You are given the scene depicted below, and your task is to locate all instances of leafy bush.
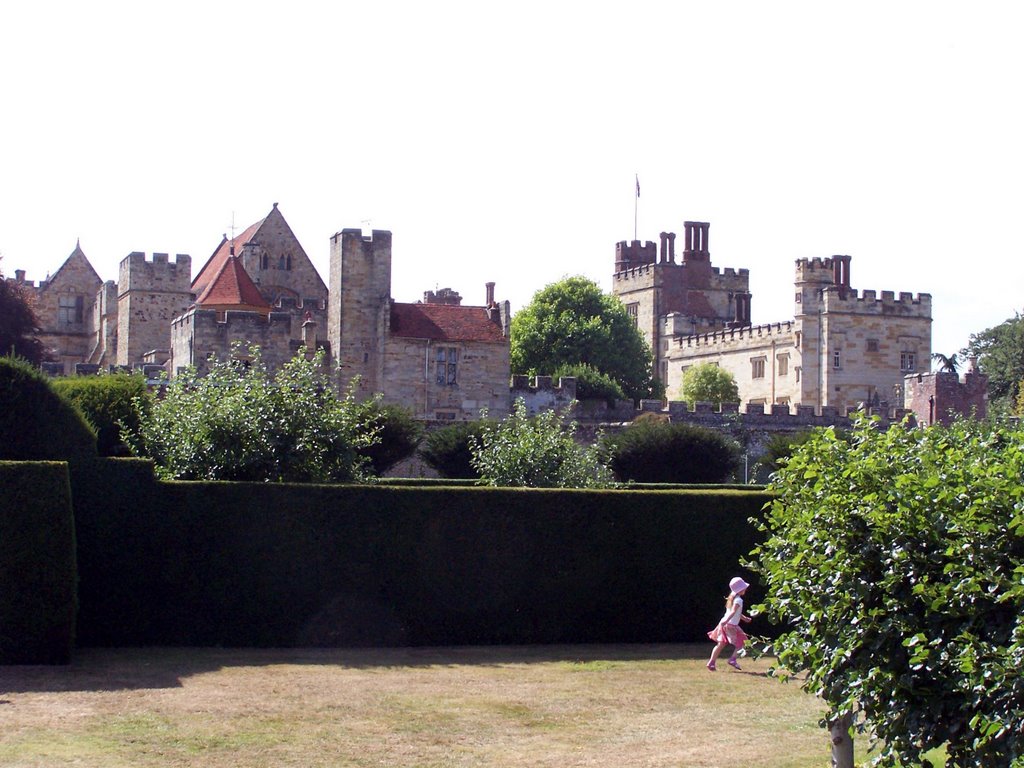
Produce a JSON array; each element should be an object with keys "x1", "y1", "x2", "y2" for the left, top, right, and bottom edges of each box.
[
  {"x1": 471, "y1": 399, "x2": 612, "y2": 488},
  {"x1": 751, "y1": 416, "x2": 1024, "y2": 766},
  {"x1": 355, "y1": 402, "x2": 423, "y2": 476},
  {"x1": 0, "y1": 355, "x2": 97, "y2": 461},
  {"x1": 124, "y1": 346, "x2": 377, "y2": 482},
  {"x1": 751, "y1": 430, "x2": 817, "y2": 478},
  {"x1": 679, "y1": 363, "x2": 740, "y2": 405},
  {"x1": 602, "y1": 421, "x2": 741, "y2": 484},
  {"x1": 552, "y1": 362, "x2": 625, "y2": 403},
  {"x1": 418, "y1": 420, "x2": 491, "y2": 479},
  {"x1": 52, "y1": 373, "x2": 150, "y2": 457}
]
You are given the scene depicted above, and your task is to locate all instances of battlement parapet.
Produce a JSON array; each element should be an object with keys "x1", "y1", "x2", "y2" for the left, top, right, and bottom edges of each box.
[
  {"x1": 821, "y1": 286, "x2": 931, "y2": 314},
  {"x1": 613, "y1": 263, "x2": 656, "y2": 282},
  {"x1": 671, "y1": 320, "x2": 794, "y2": 347},
  {"x1": 715, "y1": 267, "x2": 750, "y2": 278},
  {"x1": 575, "y1": 397, "x2": 913, "y2": 431},
  {"x1": 615, "y1": 240, "x2": 657, "y2": 271},
  {"x1": 171, "y1": 307, "x2": 292, "y2": 332},
  {"x1": 119, "y1": 251, "x2": 192, "y2": 296},
  {"x1": 275, "y1": 295, "x2": 328, "y2": 312},
  {"x1": 510, "y1": 375, "x2": 578, "y2": 417}
]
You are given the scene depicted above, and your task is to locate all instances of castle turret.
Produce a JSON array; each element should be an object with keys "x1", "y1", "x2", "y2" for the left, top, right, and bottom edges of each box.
[
  {"x1": 328, "y1": 228, "x2": 392, "y2": 397},
  {"x1": 117, "y1": 252, "x2": 193, "y2": 367}
]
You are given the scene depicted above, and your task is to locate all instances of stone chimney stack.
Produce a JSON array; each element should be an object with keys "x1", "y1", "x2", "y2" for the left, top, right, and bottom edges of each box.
[
  {"x1": 486, "y1": 282, "x2": 495, "y2": 306},
  {"x1": 302, "y1": 311, "x2": 317, "y2": 349},
  {"x1": 14, "y1": 270, "x2": 25, "y2": 283}
]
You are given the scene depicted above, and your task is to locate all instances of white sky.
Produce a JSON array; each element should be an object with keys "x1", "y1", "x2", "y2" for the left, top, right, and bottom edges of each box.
[{"x1": 2, "y1": 1, "x2": 1022, "y2": 361}]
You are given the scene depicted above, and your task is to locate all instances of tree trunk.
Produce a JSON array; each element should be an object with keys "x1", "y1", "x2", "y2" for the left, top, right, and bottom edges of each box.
[{"x1": 830, "y1": 713, "x2": 854, "y2": 768}]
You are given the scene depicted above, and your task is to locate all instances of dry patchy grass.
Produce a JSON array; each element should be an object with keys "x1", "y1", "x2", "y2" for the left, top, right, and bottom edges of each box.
[{"x1": 0, "y1": 644, "x2": 845, "y2": 767}]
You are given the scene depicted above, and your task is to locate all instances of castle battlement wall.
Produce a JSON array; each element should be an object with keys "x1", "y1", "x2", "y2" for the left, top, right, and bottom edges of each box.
[
  {"x1": 510, "y1": 375, "x2": 578, "y2": 416},
  {"x1": 118, "y1": 251, "x2": 192, "y2": 296},
  {"x1": 671, "y1": 320, "x2": 795, "y2": 348},
  {"x1": 820, "y1": 286, "x2": 931, "y2": 316},
  {"x1": 614, "y1": 240, "x2": 657, "y2": 270}
]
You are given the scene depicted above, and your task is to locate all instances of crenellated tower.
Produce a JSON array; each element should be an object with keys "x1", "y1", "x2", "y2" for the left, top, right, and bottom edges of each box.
[
  {"x1": 328, "y1": 229, "x2": 392, "y2": 397},
  {"x1": 117, "y1": 252, "x2": 194, "y2": 367}
]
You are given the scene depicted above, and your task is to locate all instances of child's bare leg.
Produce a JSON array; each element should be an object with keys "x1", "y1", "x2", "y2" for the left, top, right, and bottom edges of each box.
[{"x1": 708, "y1": 641, "x2": 728, "y2": 666}]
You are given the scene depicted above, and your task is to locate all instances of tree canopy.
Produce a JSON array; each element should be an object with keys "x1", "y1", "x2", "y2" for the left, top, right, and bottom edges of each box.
[
  {"x1": 751, "y1": 416, "x2": 1024, "y2": 766},
  {"x1": 510, "y1": 276, "x2": 660, "y2": 401},
  {"x1": 679, "y1": 363, "x2": 740, "y2": 405},
  {"x1": 0, "y1": 266, "x2": 45, "y2": 365},
  {"x1": 965, "y1": 313, "x2": 1024, "y2": 415}
]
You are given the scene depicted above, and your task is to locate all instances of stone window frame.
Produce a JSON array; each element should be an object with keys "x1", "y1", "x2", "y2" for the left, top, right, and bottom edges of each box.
[
  {"x1": 626, "y1": 302, "x2": 639, "y2": 327},
  {"x1": 777, "y1": 353, "x2": 790, "y2": 377},
  {"x1": 833, "y1": 349, "x2": 842, "y2": 369},
  {"x1": 867, "y1": 339, "x2": 879, "y2": 353},
  {"x1": 900, "y1": 351, "x2": 916, "y2": 372},
  {"x1": 58, "y1": 294, "x2": 84, "y2": 326},
  {"x1": 435, "y1": 346, "x2": 459, "y2": 386},
  {"x1": 751, "y1": 356, "x2": 766, "y2": 379}
]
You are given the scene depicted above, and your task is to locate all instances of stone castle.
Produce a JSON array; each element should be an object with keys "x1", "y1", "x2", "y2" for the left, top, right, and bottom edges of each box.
[
  {"x1": 612, "y1": 220, "x2": 952, "y2": 417},
  {"x1": 10, "y1": 204, "x2": 513, "y2": 420},
  {"x1": 10, "y1": 208, "x2": 984, "y2": 428}
]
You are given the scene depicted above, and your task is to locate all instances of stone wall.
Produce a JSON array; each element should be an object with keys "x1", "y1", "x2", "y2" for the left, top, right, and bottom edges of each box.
[{"x1": 117, "y1": 252, "x2": 193, "y2": 367}]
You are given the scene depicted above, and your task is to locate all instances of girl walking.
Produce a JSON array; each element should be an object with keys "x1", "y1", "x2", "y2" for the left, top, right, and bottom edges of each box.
[{"x1": 706, "y1": 576, "x2": 753, "y2": 671}]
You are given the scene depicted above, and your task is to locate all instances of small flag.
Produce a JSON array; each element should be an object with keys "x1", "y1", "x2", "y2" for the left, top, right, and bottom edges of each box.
[{"x1": 635, "y1": 175, "x2": 640, "y2": 198}]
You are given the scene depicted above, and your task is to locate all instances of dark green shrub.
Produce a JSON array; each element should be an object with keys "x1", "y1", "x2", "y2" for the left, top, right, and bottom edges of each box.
[
  {"x1": 52, "y1": 373, "x2": 150, "y2": 457},
  {"x1": 417, "y1": 420, "x2": 491, "y2": 478},
  {"x1": 355, "y1": 403, "x2": 423, "y2": 475},
  {"x1": 602, "y1": 420, "x2": 740, "y2": 484},
  {"x1": 0, "y1": 356, "x2": 97, "y2": 461},
  {"x1": 552, "y1": 363, "x2": 625, "y2": 403},
  {"x1": 0, "y1": 461, "x2": 77, "y2": 664}
]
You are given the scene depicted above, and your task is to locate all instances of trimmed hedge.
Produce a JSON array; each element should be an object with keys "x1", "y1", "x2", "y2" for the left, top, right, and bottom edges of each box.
[
  {"x1": 69, "y1": 459, "x2": 769, "y2": 647},
  {"x1": 0, "y1": 461, "x2": 77, "y2": 664},
  {"x1": 52, "y1": 373, "x2": 149, "y2": 457},
  {"x1": 0, "y1": 357, "x2": 98, "y2": 461}
]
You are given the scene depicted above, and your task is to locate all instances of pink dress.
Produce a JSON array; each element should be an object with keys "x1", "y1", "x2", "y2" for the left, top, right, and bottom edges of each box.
[{"x1": 707, "y1": 596, "x2": 748, "y2": 649}]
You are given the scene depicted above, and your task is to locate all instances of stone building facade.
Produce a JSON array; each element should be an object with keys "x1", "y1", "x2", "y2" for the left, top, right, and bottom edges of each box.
[
  {"x1": 11, "y1": 204, "x2": 512, "y2": 420},
  {"x1": 613, "y1": 221, "x2": 933, "y2": 415}
]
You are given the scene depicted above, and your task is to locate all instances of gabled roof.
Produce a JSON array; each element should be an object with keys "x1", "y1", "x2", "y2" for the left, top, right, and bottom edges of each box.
[
  {"x1": 390, "y1": 302, "x2": 506, "y2": 343},
  {"x1": 40, "y1": 240, "x2": 102, "y2": 294},
  {"x1": 192, "y1": 218, "x2": 265, "y2": 298},
  {"x1": 195, "y1": 255, "x2": 270, "y2": 310}
]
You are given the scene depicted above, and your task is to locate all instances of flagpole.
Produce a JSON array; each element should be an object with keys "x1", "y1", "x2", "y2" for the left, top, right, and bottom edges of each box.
[{"x1": 634, "y1": 174, "x2": 639, "y2": 241}]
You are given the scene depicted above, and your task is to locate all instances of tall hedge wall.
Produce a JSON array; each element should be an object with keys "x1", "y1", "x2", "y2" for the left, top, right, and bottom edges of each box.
[
  {"x1": 0, "y1": 461, "x2": 77, "y2": 663},
  {"x1": 69, "y1": 460, "x2": 769, "y2": 648}
]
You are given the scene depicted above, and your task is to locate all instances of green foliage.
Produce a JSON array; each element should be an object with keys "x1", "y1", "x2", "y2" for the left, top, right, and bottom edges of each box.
[
  {"x1": 0, "y1": 461, "x2": 77, "y2": 664},
  {"x1": 510, "y1": 276, "x2": 659, "y2": 401},
  {"x1": 124, "y1": 346, "x2": 377, "y2": 482},
  {"x1": 965, "y1": 313, "x2": 1024, "y2": 415},
  {"x1": 679, "y1": 363, "x2": 740, "y2": 405},
  {"x1": 355, "y1": 402, "x2": 423, "y2": 476},
  {"x1": 0, "y1": 270, "x2": 45, "y2": 365},
  {"x1": 0, "y1": 356, "x2": 98, "y2": 461},
  {"x1": 751, "y1": 416, "x2": 1024, "y2": 766},
  {"x1": 471, "y1": 399, "x2": 613, "y2": 488},
  {"x1": 552, "y1": 362, "x2": 626, "y2": 403},
  {"x1": 601, "y1": 420, "x2": 741, "y2": 484},
  {"x1": 52, "y1": 373, "x2": 150, "y2": 457},
  {"x1": 417, "y1": 420, "x2": 490, "y2": 479},
  {"x1": 751, "y1": 430, "x2": 817, "y2": 478}
]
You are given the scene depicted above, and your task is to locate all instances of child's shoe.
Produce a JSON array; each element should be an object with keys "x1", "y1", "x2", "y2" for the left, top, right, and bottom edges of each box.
[
  {"x1": 706, "y1": 661, "x2": 716, "y2": 671},
  {"x1": 727, "y1": 657, "x2": 741, "y2": 670}
]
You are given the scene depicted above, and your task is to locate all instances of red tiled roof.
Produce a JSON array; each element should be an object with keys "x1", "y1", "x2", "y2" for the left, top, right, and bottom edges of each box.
[
  {"x1": 195, "y1": 255, "x2": 270, "y2": 310},
  {"x1": 192, "y1": 218, "x2": 265, "y2": 297},
  {"x1": 390, "y1": 302, "x2": 506, "y2": 343}
]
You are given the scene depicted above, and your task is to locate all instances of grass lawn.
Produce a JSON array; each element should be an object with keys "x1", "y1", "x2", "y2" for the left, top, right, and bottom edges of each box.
[{"x1": 1, "y1": 644, "x2": 895, "y2": 767}]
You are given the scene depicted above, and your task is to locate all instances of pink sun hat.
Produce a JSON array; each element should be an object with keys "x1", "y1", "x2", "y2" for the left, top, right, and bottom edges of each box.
[{"x1": 729, "y1": 577, "x2": 750, "y2": 595}]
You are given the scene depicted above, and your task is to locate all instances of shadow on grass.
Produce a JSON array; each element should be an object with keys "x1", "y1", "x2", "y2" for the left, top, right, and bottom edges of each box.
[{"x1": 0, "y1": 643, "x2": 712, "y2": 694}]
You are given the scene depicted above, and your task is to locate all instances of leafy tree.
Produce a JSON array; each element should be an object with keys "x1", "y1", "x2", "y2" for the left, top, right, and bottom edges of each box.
[
  {"x1": 417, "y1": 420, "x2": 490, "y2": 479},
  {"x1": 551, "y1": 362, "x2": 625, "y2": 403},
  {"x1": 965, "y1": 313, "x2": 1024, "y2": 415},
  {"x1": 679, "y1": 363, "x2": 740, "y2": 405},
  {"x1": 471, "y1": 399, "x2": 612, "y2": 488},
  {"x1": 931, "y1": 351, "x2": 960, "y2": 373},
  {"x1": 124, "y1": 346, "x2": 377, "y2": 482},
  {"x1": 0, "y1": 265, "x2": 45, "y2": 365},
  {"x1": 355, "y1": 403, "x2": 423, "y2": 476},
  {"x1": 510, "y1": 276, "x2": 661, "y2": 401},
  {"x1": 750, "y1": 416, "x2": 1024, "y2": 767},
  {"x1": 601, "y1": 420, "x2": 740, "y2": 484}
]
